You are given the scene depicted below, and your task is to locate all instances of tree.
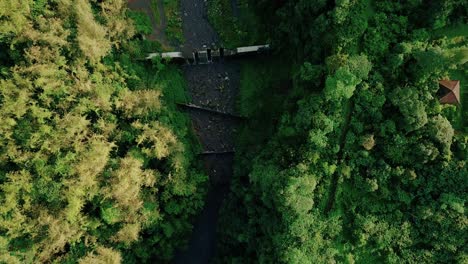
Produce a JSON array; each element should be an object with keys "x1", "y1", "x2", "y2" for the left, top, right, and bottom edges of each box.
[
  {"x1": 0, "y1": 1, "x2": 207, "y2": 262},
  {"x1": 427, "y1": 115, "x2": 454, "y2": 155},
  {"x1": 0, "y1": 0, "x2": 31, "y2": 42},
  {"x1": 78, "y1": 246, "x2": 122, "y2": 264},
  {"x1": 75, "y1": 0, "x2": 111, "y2": 62},
  {"x1": 324, "y1": 67, "x2": 360, "y2": 101},
  {"x1": 390, "y1": 87, "x2": 428, "y2": 132}
]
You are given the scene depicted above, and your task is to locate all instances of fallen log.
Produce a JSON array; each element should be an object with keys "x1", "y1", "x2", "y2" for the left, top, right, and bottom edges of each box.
[{"x1": 177, "y1": 103, "x2": 245, "y2": 119}]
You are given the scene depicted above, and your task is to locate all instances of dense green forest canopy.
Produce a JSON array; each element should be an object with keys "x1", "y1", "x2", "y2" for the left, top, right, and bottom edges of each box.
[
  {"x1": 0, "y1": 0, "x2": 206, "y2": 262},
  {"x1": 217, "y1": 0, "x2": 467, "y2": 263},
  {"x1": 0, "y1": 0, "x2": 467, "y2": 263}
]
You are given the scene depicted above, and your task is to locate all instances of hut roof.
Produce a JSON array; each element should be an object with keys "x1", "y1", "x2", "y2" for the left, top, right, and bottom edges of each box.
[{"x1": 438, "y1": 80, "x2": 460, "y2": 105}]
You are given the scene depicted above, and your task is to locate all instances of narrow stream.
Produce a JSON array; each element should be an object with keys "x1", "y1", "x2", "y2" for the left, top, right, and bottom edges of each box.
[{"x1": 173, "y1": 0, "x2": 240, "y2": 262}]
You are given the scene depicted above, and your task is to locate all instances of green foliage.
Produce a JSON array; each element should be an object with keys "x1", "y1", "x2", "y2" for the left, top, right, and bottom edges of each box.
[
  {"x1": 0, "y1": 1, "x2": 206, "y2": 263},
  {"x1": 390, "y1": 87, "x2": 428, "y2": 132},
  {"x1": 216, "y1": 0, "x2": 468, "y2": 263},
  {"x1": 101, "y1": 203, "x2": 123, "y2": 225},
  {"x1": 0, "y1": 0, "x2": 31, "y2": 42},
  {"x1": 299, "y1": 62, "x2": 323, "y2": 83},
  {"x1": 150, "y1": 0, "x2": 161, "y2": 25},
  {"x1": 128, "y1": 11, "x2": 152, "y2": 35},
  {"x1": 208, "y1": 0, "x2": 263, "y2": 48},
  {"x1": 163, "y1": 0, "x2": 184, "y2": 45},
  {"x1": 324, "y1": 68, "x2": 360, "y2": 101}
]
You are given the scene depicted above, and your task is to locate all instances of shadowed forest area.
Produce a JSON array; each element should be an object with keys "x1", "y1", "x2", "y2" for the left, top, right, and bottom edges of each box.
[
  {"x1": 0, "y1": 0, "x2": 467, "y2": 263},
  {"x1": 216, "y1": 0, "x2": 468, "y2": 263}
]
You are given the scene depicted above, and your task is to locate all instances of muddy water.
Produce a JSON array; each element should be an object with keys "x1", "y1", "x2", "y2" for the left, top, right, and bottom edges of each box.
[{"x1": 173, "y1": 0, "x2": 241, "y2": 263}]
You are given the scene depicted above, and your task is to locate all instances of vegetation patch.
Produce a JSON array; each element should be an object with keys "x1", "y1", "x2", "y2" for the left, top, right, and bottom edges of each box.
[
  {"x1": 150, "y1": 0, "x2": 161, "y2": 26},
  {"x1": 128, "y1": 10, "x2": 153, "y2": 35},
  {"x1": 208, "y1": 0, "x2": 263, "y2": 48},
  {"x1": 0, "y1": 1, "x2": 206, "y2": 262},
  {"x1": 447, "y1": 68, "x2": 468, "y2": 132},
  {"x1": 163, "y1": 0, "x2": 184, "y2": 45},
  {"x1": 0, "y1": 0, "x2": 467, "y2": 263},
  {"x1": 237, "y1": 57, "x2": 292, "y2": 151},
  {"x1": 217, "y1": 0, "x2": 467, "y2": 263}
]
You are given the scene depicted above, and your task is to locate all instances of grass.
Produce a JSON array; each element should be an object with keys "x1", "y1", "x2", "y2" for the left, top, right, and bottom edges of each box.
[
  {"x1": 234, "y1": 57, "x2": 292, "y2": 160},
  {"x1": 449, "y1": 68, "x2": 468, "y2": 132},
  {"x1": 150, "y1": 0, "x2": 161, "y2": 26},
  {"x1": 156, "y1": 64, "x2": 189, "y2": 104},
  {"x1": 152, "y1": 63, "x2": 203, "y2": 153},
  {"x1": 128, "y1": 10, "x2": 153, "y2": 35},
  {"x1": 238, "y1": 58, "x2": 290, "y2": 117},
  {"x1": 363, "y1": 0, "x2": 375, "y2": 19},
  {"x1": 433, "y1": 23, "x2": 468, "y2": 38},
  {"x1": 147, "y1": 0, "x2": 184, "y2": 46},
  {"x1": 163, "y1": 0, "x2": 184, "y2": 45},
  {"x1": 208, "y1": 0, "x2": 263, "y2": 48},
  {"x1": 231, "y1": 57, "x2": 292, "y2": 197}
]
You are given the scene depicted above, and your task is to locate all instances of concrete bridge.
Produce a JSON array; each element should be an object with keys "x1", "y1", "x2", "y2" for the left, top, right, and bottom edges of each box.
[{"x1": 146, "y1": 44, "x2": 270, "y2": 64}]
